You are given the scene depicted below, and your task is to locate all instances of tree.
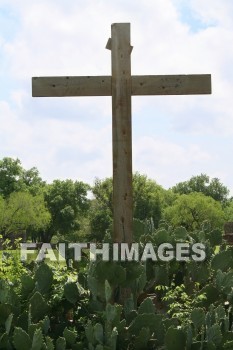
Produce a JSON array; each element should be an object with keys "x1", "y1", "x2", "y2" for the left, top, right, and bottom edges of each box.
[
  {"x1": 88, "y1": 200, "x2": 113, "y2": 241},
  {"x1": 0, "y1": 158, "x2": 24, "y2": 197},
  {"x1": 0, "y1": 157, "x2": 45, "y2": 198},
  {"x1": 89, "y1": 173, "x2": 167, "y2": 241},
  {"x1": 92, "y1": 177, "x2": 113, "y2": 213},
  {"x1": 0, "y1": 192, "x2": 51, "y2": 240},
  {"x1": 21, "y1": 166, "x2": 46, "y2": 195},
  {"x1": 44, "y1": 179, "x2": 90, "y2": 242},
  {"x1": 224, "y1": 200, "x2": 233, "y2": 222},
  {"x1": 133, "y1": 172, "x2": 166, "y2": 227},
  {"x1": 89, "y1": 177, "x2": 113, "y2": 241},
  {"x1": 163, "y1": 192, "x2": 225, "y2": 230},
  {"x1": 171, "y1": 174, "x2": 229, "y2": 204}
]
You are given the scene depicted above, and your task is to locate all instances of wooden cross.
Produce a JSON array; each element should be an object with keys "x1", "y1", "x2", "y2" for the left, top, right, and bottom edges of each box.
[{"x1": 32, "y1": 23, "x2": 211, "y2": 244}]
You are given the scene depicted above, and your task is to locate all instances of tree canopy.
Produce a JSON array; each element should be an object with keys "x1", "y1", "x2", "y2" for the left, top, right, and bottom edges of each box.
[
  {"x1": 0, "y1": 157, "x2": 45, "y2": 197},
  {"x1": 163, "y1": 192, "x2": 226, "y2": 230},
  {"x1": 0, "y1": 157, "x2": 232, "y2": 243},
  {"x1": 0, "y1": 192, "x2": 50, "y2": 240},
  {"x1": 171, "y1": 173, "x2": 229, "y2": 204},
  {"x1": 89, "y1": 173, "x2": 167, "y2": 241},
  {"x1": 43, "y1": 179, "x2": 90, "y2": 242}
]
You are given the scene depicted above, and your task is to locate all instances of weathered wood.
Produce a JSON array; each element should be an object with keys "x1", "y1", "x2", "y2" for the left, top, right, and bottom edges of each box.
[
  {"x1": 32, "y1": 76, "x2": 111, "y2": 97},
  {"x1": 32, "y1": 74, "x2": 211, "y2": 97},
  {"x1": 111, "y1": 23, "x2": 133, "y2": 243},
  {"x1": 132, "y1": 74, "x2": 211, "y2": 95}
]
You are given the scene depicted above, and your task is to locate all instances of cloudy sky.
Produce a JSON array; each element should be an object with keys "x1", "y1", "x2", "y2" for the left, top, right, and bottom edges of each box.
[{"x1": 1, "y1": 0, "x2": 233, "y2": 193}]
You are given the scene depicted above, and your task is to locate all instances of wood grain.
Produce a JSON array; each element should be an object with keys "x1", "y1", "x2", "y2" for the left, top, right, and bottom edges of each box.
[
  {"x1": 111, "y1": 23, "x2": 133, "y2": 243},
  {"x1": 32, "y1": 74, "x2": 211, "y2": 97}
]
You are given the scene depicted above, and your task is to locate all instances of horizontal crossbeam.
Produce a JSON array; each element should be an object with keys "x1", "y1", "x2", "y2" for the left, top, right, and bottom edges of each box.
[{"x1": 32, "y1": 74, "x2": 211, "y2": 97}]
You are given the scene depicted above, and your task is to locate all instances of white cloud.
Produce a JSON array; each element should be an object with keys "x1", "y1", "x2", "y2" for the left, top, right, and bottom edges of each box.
[
  {"x1": 0, "y1": 98, "x2": 112, "y2": 183},
  {"x1": 190, "y1": 0, "x2": 233, "y2": 28},
  {"x1": 133, "y1": 135, "x2": 212, "y2": 187},
  {"x1": 1, "y1": 0, "x2": 233, "y2": 193}
]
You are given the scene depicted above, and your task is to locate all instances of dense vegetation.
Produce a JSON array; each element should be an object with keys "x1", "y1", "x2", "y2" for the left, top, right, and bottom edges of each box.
[
  {"x1": 0, "y1": 157, "x2": 231, "y2": 244},
  {"x1": 0, "y1": 157, "x2": 233, "y2": 349}
]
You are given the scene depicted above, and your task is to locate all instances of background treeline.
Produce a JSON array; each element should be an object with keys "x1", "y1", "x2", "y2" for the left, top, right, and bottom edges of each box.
[{"x1": 0, "y1": 157, "x2": 232, "y2": 244}]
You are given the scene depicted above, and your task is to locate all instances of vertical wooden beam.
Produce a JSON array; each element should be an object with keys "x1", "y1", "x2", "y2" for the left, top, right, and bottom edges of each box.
[{"x1": 111, "y1": 23, "x2": 133, "y2": 243}]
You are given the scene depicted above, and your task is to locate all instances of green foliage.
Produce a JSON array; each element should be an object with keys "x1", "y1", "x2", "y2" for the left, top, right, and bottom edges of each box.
[
  {"x1": 35, "y1": 263, "x2": 53, "y2": 294},
  {"x1": 0, "y1": 192, "x2": 51, "y2": 239},
  {"x1": 224, "y1": 200, "x2": 233, "y2": 221},
  {"x1": 207, "y1": 228, "x2": 223, "y2": 246},
  {"x1": 88, "y1": 199, "x2": 113, "y2": 242},
  {"x1": 162, "y1": 283, "x2": 205, "y2": 324},
  {"x1": 30, "y1": 291, "x2": 49, "y2": 322},
  {"x1": 0, "y1": 238, "x2": 27, "y2": 282},
  {"x1": 0, "y1": 157, "x2": 92, "y2": 243},
  {"x1": 64, "y1": 282, "x2": 79, "y2": 304},
  {"x1": 165, "y1": 327, "x2": 186, "y2": 350},
  {"x1": 134, "y1": 327, "x2": 150, "y2": 350},
  {"x1": 21, "y1": 274, "x2": 35, "y2": 297},
  {"x1": 0, "y1": 157, "x2": 45, "y2": 198},
  {"x1": 0, "y1": 229, "x2": 233, "y2": 349},
  {"x1": 105, "y1": 280, "x2": 112, "y2": 303},
  {"x1": 13, "y1": 327, "x2": 32, "y2": 350},
  {"x1": 63, "y1": 327, "x2": 77, "y2": 346},
  {"x1": 172, "y1": 173, "x2": 229, "y2": 204},
  {"x1": 0, "y1": 256, "x2": 91, "y2": 349},
  {"x1": 211, "y1": 249, "x2": 233, "y2": 271},
  {"x1": 138, "y1": 297, "x2": 155, "y2": 314},
  {"x1": 56, "y1": 337, "x2": 66, "y2": 350},
  {"x1": 132, "y1": 172, "x2": 166, "y2": 228},
  {"x1": 163, "y1": 192, "x2": 225, "y2": 230},
  {"x1": 90, "y1": 173, "x2": 167, "y2": 241},
  {"x1": 1, "y1": 159, "x2": 233, "y2": 349},
  {"x1": 191, "y1": 308, "x2": 206, "y2": 329},
  {"x1": 128, "y1": 313, "x2": 160, "y2": 335},
  {"x1": 31, "y1": 328, "x2": 43, "y2": 350},
  {"x1": 44, "y1": 179, "x2": 90, "y2": 241},
  {"x1": 206, "y1": 324, "x2": 222, "y2": 346},
  {"x1": 89, "y1": 177, "x2": 114, "y2": 241}
]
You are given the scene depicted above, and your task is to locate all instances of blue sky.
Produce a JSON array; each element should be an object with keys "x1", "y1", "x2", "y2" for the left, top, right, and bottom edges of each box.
[{"x1": 1, "y1": 0, "x2": 233, "y2": 194}]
